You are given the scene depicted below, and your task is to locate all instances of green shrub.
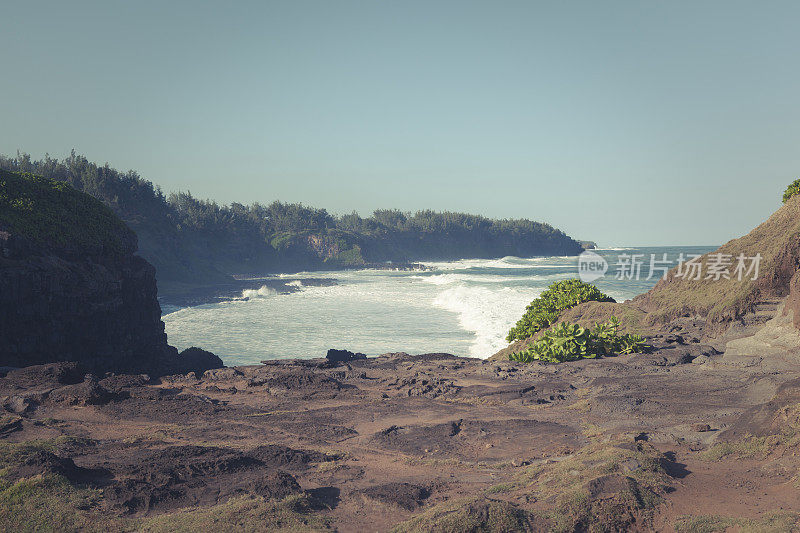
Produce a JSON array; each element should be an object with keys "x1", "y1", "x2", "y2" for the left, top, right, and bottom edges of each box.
[
  {"x1": 330, "y1": 244, "x2": 365, "y2": 266},
  {"x1": 784, "y1": 178, "x2": 800, "y2": 203},
  {"x1": 506, "y1": 279, "x2": 615, "y2": 342},
  {"x1": 509, "y1": 316, "x2": 648, "y2": 363}
]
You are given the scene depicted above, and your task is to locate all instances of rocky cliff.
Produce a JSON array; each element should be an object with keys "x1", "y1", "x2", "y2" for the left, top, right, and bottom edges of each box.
[
  {"x1": 0, "y1": 169, "x2": 222, "y2": 375},
  {"x1": 491, "y1": 194, "x2": 800, "y2": 360},
  {"x1": 633, "y1": 193, "x2": 800, "y2": 328}
]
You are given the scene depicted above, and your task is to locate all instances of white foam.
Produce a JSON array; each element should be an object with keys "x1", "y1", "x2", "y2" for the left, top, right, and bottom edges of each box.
[
  {"x1": 240, "y1": 285, "x2": 278, "y2": 299},
  {"x1": 421, "y1": 272, "x2": 558, "y2": 285},
  {"x1": 422, "y1": 273, "x2": 463, "y2": 285},
  {"x1": 422, "y1": 255, "x2": 571, "y2": 271},
  {"x1": 432, "y1": 284, "x2": 542, "y2": 358}
]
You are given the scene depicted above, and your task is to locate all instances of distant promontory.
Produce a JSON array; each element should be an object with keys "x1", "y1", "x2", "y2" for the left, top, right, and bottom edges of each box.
[{"x1": 0, "y1": 152, "x2": 584, "y2": 292}]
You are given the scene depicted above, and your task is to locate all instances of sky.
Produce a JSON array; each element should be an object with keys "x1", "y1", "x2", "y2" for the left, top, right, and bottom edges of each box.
[{"x1": 2, "y1": 1, "x2": 799, "y2": 246}]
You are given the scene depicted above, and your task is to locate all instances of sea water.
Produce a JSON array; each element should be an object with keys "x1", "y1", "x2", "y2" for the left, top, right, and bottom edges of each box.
[{"x1": 162, "y1": 246, "x2": 714, "y2": 366}]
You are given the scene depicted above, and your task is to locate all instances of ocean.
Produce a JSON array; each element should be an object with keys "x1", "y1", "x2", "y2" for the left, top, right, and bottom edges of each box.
[{"x1": 162, "y1": 246, "x2": 715, "y2": 366}]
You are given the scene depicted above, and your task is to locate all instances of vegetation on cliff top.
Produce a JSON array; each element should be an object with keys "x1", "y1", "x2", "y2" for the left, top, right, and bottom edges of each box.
[
  {"x1": 783, "y1": 178, "x2": 800, "y2": 203},
  {"x1": 506, "y1": 279, "x2": 615, "y2": 342},
  {"x1": 0, "y1": 169, "x2": 135, "y2": 256},
  {"x1": 0, "y1": 152, "x2": 583, "y2": 284}
]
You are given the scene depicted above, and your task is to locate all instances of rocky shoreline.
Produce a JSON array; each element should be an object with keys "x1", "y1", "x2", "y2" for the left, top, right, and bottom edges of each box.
[
  {"x1": 3, "y1": 334, "x2": 800, "y2": 531},
  {"x1": 5, "y1": 168, "x2": 800, "y2": 531}
]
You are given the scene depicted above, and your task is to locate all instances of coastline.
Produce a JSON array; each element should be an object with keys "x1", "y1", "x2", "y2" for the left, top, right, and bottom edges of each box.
[
  {"x1": 156, "y1": 261, "x2": 434, "y2": 310},
  {"x1": 157, "y1": 277, "x2": 335, "y2": 310},
  {"x1": 157, "y1": 249, "x2": 688, "y2": 362},
  {"x1": 6, "y1": 170, "x2": 800, "y2": 530},
  {"x1": 157, "y1": 262, "x2": 433, "y2": 310}
]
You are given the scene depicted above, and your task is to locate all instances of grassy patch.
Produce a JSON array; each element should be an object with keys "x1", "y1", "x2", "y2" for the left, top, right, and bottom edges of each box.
[
  {"x1": 674, "y1": 512, "x2": 799, "y2": 532},
  {"x1": 443, "y1": 396, "x2": 505, "y2": 407},
  {"x1": 518, "y1": 441, "x2": 666, "y2": 493},
  {"x1": 699, "y1": 433, "x2": 800, "y2": 461},
  {"x1": 32, "y1": 417, "x2": 65, "y2": 428},
  {"x1": 557, "y1": 300, "x2": 650, "y2": 337},
  {"x1": 391, "y1": 497, "x2": 536, "y2": 533},
  {"x1": 0, "y1": 438, "x2": 125, "y2": 532},
  {"x1": 638, "y1": 194, "x2": 800, "y2": 325},
  {"x1": 140, "y1": 494, "x2": 330, "y2": 533},
  {"x1": 0, "y1": 438, "x2": 333, "y2": 532},
  {"x1": 316, "y1": 461, "x2": 341, "y2": 473},
  {"x1": 398, "y1": 440, "x2": 671, "y2": 533},
  {"x1": 700, "y1": 403, "x2": 800, "y2": 462},
  {"x1": 402, "y1": 456, "x2": 467, "y2": 468},
  {"x1": 567, "y1": 398, "x2": 592, "y2": 412},
  {"x1": 0, "y1": 437, "x2": 93, "y2": 467},
  {"x1": 484, "y1": 482, "x2": 517, "y2": 495},
  {"x1": 517, "y1": 441, "x2": 669, "y2": 532},
  {"x1": 0, "y1": 473, "x2": 128, "y2": 533}
]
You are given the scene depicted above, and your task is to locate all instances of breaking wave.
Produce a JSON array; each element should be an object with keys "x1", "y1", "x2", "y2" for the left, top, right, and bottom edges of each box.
[
  {"x1": 162, "y1": 247, "x2": 715, "y2": 365},
  {"x1": 240, "y1": 286, "x2": 278, "y2": 299}
]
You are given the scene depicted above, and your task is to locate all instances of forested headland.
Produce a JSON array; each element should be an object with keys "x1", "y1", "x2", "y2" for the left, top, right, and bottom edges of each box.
[{"x1": 0, "y1": 152, "x2": 583, "y2": 286}]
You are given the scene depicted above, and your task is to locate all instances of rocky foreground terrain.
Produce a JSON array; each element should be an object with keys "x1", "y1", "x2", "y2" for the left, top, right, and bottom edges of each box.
[
  {"x1": 3, "y1": 329, "x2": 800, "y2": 531},
  {"x1": 4, "y1": 169, "x2": 800, "y2": 531}
]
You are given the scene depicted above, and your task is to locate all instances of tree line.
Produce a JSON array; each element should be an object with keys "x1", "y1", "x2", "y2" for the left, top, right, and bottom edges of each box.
[{"x1": 0, "y1": 151, "x2": 583, "y2": 284}]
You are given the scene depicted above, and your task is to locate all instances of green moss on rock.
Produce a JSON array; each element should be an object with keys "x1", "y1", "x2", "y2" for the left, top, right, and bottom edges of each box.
[{"x1": 0, "y1": 169, "x2": 135, "y2": 256}]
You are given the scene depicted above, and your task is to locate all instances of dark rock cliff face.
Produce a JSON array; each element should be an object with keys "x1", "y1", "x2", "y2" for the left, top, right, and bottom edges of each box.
[
  {"x1": 0, "y1": 170, "x2": 223, "y2": 375},
  {"x1": 0, "y1": 232, "x2": 173, "y2": 373}
]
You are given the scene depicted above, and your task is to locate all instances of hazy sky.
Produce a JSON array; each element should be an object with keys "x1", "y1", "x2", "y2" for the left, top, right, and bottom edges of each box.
[{"x1": 2, "y1": 1, "x2": 799, "y2": 246}]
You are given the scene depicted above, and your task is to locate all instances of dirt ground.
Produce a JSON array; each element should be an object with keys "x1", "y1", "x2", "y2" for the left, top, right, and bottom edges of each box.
[{"x1": 3, "y1": 325, "x2": 800, "y2": 532}]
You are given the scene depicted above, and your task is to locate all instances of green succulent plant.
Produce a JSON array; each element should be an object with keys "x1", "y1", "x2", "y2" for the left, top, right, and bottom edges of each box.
[{"x1": 508, "y1": 316, "x2": 648, "y2": 364}]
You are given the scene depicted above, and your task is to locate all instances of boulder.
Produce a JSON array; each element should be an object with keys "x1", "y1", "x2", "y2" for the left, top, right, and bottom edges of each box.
[
  {"x1": 326, "y1": 349, "x2": 367, "y2": 364},
  {"x1": 357, "y1": 482, "x2": 430, "y2": 510},
  {"x1": 49, "y1": 375, "x2": 115, "y2": 405},
  {"x1": 175, "y1": 347, "x2": 224, "y2": 376},
  {"x1": 2, "y1": 362, "x2": 85, "y2": 388}
]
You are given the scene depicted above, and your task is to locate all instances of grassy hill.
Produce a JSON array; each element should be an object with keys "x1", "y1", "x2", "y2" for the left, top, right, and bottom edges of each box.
[{"x1": 634, "y1": 193, "x2": 800, "y2": 326}]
